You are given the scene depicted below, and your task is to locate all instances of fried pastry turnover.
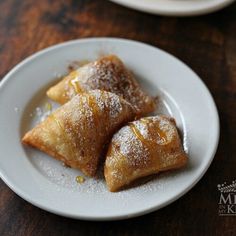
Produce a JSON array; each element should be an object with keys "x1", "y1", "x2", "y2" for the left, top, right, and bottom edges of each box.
[
  {"x1": 104, "y1": 116, "x2": 188, "y2": 192},
  {"x1": 46, "y1": 55, "x2": 155, "y2": 116},
  {"x1": 22, "y1": 90, "x2": 135, "y2": 176}
]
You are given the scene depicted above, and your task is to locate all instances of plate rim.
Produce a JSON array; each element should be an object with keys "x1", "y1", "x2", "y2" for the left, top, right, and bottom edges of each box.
[
  {"x1": 109, "y1": 0, "x2": 235, "y2": 16},
  {"x1": 0, "y1": 37, "x2": 220, "y2": 220}
]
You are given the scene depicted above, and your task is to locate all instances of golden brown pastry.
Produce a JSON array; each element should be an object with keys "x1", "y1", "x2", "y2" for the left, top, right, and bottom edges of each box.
[
  {"x1": 46, "y1": 55, "x2": 155, "y2": 116},
  {"x1": 22, "y1": 90, "x2": 135, "y2": 177},
  {"x1": 104, "y1": 116, "x2": 188, "y2": 192}
]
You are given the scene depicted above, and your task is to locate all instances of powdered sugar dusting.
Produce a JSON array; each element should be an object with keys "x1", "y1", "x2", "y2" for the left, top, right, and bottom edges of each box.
[
  {"x1": 23, "y1": 89, "x2": 186, "y2": 197},
  {"x1": 139, "y1": 116, "x2": 176, "y2": 144},
  {"x1": 52, "y1": 55, "x2": 155, "y2": 115},
  {"x1": 108, "y1": 92, "x2": 123, "y2": 119},
  {"x1": 27, "y1": 147, "x2": 168, "y2": 199},
  {"x1": 14, "y1": 107, "x2": 20, "y2": 113},
  {"x1": 25, "y1": 145, "x2": 188, "y2": 214},
  {"x1": 110, "y1": 125, "x2": 149, "y2": 168},
  {"x1": 104, "y1": 115, "x2": 188, "y2": 191},
  {"x1": 21, "y1": 57, "x2": 189, "y2": 205}
]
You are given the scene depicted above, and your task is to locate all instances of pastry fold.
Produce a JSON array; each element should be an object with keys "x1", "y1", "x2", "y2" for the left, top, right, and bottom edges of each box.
[
  {"x1": 104, "y1": 116, "x2": 188, "y2": 191},
  {"x1": 22, "y1": 90, "x2": 135, "y2": 176},
  {"x1": 46, "y1": 55, "x2": 155, "y2": 116}
]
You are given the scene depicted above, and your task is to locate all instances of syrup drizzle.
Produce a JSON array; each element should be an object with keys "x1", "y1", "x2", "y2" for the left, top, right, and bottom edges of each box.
[
  {"x1": 129, "y1": 122, "x2": 161, "y2": 167},
  {"x1": 69, "y1": 71, "x2": 83, "y2": 94},
  {"x1": 140, "y1": 118, "x2": 167, "y2": 143},
  {"x1": 129, "y1": 123, "x2": 151, "y2": 148},
  {"x1": 86, "y1": 94, "x2": 100, "y2": 128},
  {"x1": 107, "y1": 143, "x2": 127, "y2": 162}
]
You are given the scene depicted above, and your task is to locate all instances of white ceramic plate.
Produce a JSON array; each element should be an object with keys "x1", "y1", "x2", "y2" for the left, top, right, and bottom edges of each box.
[
  {"x1": 0, "y1": 38, "x2": 219, "y2": 220},
  {"x1": 110, "y1": 0, "x2": 235, "y2": 16}
]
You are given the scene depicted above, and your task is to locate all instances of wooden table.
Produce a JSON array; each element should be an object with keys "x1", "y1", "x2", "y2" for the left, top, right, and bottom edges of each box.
[{"x1": 0, "y1": 0, "x2": 236, "y2": 235}]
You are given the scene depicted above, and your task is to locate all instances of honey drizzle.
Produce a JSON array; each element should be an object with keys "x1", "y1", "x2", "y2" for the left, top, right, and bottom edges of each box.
[
  {"x1": 107, "y1": 143, "x2": 127, "y2": 163},
  {"x1": 140, "y1": 118, "x2": 167, "y2": 143},
  {"x1": 129, "y1": 122, "x2": 161, "y2": 167},
  {"x1": 50, "y1": 113, "x2": 74, "y2": 158},
  {"x1": 129, "y1": 123, "x2": 152, "y2": 149},
  {"x1": 68, "y1": 71, "x2": 83, "y2": 94},
  {"x1": 86, "y1": 94, "x2": 99, "y2": 128}
]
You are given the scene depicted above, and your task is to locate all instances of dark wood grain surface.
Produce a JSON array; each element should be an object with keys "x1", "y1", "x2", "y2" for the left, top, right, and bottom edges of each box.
[{"x1": 1, "y1": 0, "x2": 236, "y2": 235}]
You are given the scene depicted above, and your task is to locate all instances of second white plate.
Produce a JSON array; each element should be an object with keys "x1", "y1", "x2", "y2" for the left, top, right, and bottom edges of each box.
[
  {"x1": 0, "y1": 38, "x2": 219, "y2": 220},
  {"x1": 110, "y1": 0, "x2": 235, "y2": 16}
]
